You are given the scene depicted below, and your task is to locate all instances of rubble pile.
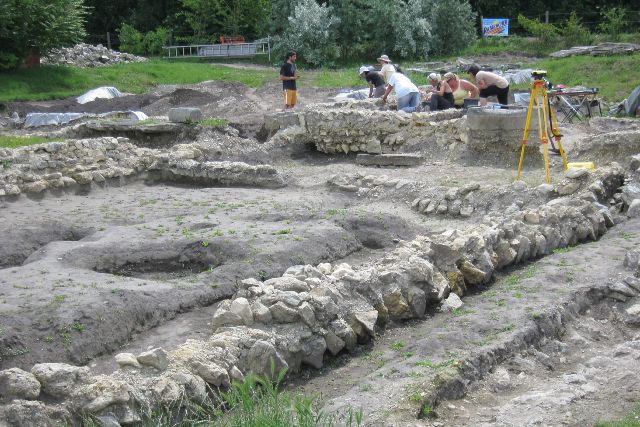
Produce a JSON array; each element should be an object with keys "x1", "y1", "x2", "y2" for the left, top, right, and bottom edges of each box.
[{"x1": 41, "y1": 43, "x2": 147, "y2": 68}]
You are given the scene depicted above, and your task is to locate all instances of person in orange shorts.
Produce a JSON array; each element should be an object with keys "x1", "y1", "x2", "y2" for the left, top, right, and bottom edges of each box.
[{"x1": 279, "y1": 51, "x2": 299, "y2": 109}]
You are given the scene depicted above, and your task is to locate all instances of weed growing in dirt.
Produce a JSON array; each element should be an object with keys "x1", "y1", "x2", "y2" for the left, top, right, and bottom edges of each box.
[
  {"x1": 403, "y1": 351, "x2": 416, "y2": 358},
  {"x1": 525, "y1": 264, "x2": 538, "y2": 278},
  {"x1": 72, "y1": 322, "x2": 85, "y2": 332},
  {"x1": 198, "y1": 118, "x2": 228, "y2": 128},
  {"x1": 595, "y1": 401, "x2": 640, "y2": 427},
  {"x1": 390, "y1": 341, "x2": 405, "y2": 350},
  {"x1": 420, "y1": 403, "x2": 434, "y2": 417},
  {"x1": 272, "y1": 229, "x2": 292, "y2": 235},
  {"x1": 451, "y1": 308, "x2": 475, "y2": 317},
  {"x1": 553, "y1": 246, "x2": 574, "y2": 254}
]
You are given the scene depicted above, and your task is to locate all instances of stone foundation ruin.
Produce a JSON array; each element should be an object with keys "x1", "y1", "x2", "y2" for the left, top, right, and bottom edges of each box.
[{"x1": 2, "y1": 97, "x2": 640, "y2": 426}]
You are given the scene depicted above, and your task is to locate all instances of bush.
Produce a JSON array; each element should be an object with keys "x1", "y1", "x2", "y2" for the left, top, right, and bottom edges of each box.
[
  {"x1": 598, "y1": 7, "x2": 627, "y2": 42},
  {"x1": 562, "y1": 11, "x2": 593, "y2": 48},
  {"x1": 143, "y1": 26, "x2": 170, "y2": 56},
  {"x1": 517, "y1": 14, "x2": 560, "y2": 54},
  {"x1": 117, "y1": 23, "x2": 144, "y2": 55}
]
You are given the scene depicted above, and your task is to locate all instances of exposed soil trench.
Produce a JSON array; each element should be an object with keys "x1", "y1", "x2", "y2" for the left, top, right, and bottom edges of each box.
[{"x1": 2, "y1": 70, "x2": 640, "y2": 425}]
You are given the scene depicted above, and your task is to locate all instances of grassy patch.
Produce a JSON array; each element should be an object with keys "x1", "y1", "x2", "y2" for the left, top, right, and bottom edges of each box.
[
  {"x1": 595, "y1": 402, "x2": 640, "y2": 427},
  {"x1": 198, "y1": 117, "x2": 228, "y2": 128},
  {"x1": 0, "y1": 60, "x2": 274, "y2": 101},
  {"x1": 0, "y1": 135, "x2": 54, "y2": 149}
]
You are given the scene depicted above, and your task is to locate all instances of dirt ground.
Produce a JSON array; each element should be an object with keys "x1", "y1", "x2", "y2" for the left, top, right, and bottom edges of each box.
[{"x1": 1, "y1": 62, "x2": 639, "y2": 426}]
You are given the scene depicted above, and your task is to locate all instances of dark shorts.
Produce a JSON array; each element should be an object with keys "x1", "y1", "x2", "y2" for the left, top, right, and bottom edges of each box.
[{"x1": 479, "y1": 85, "x2": 509, "y2": 105}]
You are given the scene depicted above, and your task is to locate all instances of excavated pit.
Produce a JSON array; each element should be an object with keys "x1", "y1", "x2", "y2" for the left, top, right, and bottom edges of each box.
[{"x1": 2, "y1": 80, "x2": 640, "y2": 426}]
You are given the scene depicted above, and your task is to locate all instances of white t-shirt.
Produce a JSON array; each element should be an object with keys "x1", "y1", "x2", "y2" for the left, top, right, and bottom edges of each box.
[
  {"x1": 380, "y1": 63, "x2": 396, "y2": 84},
  {"x1": 388, "y1": 73, "x2": 419, "y2": 98}
]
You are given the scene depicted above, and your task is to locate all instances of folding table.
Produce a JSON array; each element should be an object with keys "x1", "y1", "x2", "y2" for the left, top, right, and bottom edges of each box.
[{"x1": 549, "y1": 89, "x2": 602, "y2": 123}]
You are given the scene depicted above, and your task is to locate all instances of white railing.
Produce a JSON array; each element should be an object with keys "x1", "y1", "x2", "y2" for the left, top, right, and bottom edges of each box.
[{"x1": 163, "y1": 42, "x2": 270, "y2": 59}]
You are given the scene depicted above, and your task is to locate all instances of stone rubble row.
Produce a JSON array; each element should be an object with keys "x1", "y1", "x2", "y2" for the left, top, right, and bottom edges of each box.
[
  {"x1": 0, "y1": 137, "x2": 285, "y2": 197},
  {"x1": 0, "y1": 165, "x2": 626, "y2": 425}
]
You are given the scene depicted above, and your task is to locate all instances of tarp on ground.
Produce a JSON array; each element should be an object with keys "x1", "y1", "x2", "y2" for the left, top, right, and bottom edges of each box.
[
  {"x1": 76, "y1": 86, "x2": 124, "y2": 104},
  {"x1": 25, "y1": 110, "x2": 148, "y2": 128},
  {"x1": 334, "y1": 88, "x2": 369, "y2": 101}
]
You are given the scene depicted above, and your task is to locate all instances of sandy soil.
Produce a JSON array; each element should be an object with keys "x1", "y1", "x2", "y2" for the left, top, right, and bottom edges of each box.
[{"x1": 1, "y1": 63, "x2": 639, "y2": 426}]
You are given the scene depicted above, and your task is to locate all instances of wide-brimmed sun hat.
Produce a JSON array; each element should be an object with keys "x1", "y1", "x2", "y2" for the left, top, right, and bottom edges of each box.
[
  {"x1": 377, "y1": 54, "x2": 391, "y2": 63},
  {"x1": 359, "y1": 65, "x2": 369, "y2": 75}
]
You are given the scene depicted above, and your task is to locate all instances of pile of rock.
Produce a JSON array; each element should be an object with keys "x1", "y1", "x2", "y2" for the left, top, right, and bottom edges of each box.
[
  {"x1": 41, "y1": 43, "x2": 146, "y2": 68},
  {"x1": 549, "y1": 42, "x2": 640, "y2": 58}
]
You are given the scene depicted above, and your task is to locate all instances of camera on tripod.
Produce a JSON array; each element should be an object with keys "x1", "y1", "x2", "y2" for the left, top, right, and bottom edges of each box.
[{"x1": 531, "y1": 70, "x2": 547, "y2": 80}]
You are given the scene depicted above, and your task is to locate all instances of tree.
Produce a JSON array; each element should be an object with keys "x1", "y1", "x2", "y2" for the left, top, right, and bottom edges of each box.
[
  {"x1": 0, "y1": 0, "x2": 88, "y2": 69},
  {"x1": 427, "y1": 0, "x2": 476, "y2": 56},
  {"x1": 273, "y1": 0, "x2": 340, "y2": 67}
]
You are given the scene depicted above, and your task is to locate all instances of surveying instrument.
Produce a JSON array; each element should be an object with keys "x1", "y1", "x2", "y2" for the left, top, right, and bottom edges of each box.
[{"x1": 516, "y1": 70, "x2": 568, "y2": 183}]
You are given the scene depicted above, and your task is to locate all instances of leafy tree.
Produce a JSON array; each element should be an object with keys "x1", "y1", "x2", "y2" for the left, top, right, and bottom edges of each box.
[
  {"x1": 562, "y1": 11, "x2": 592, "y2": 47},
  {"x1": 0, "y1": 0, "x2": 88, "y2": 69},
  {"x1": 392, "y1": 0, "x2": 431, "y2": 58},
  {"x1": 273, "y1": 0, "x2": 340, "y2": 67},
  {"x1": 598, "y1": 7, "x2": 626, "y2": 41},
  {"x1": 427, "y1": 0, "x2": 476, "y2": 56}
]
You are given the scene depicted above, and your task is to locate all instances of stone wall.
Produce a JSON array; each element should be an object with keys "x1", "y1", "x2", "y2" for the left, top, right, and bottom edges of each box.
[
  {"x1": 0, "y1": 166, "x2": 626, "y2": 426},
  {"x1": 0, "y1": 137, "x2": 285, "y2": 197},
  {"x1": 266, "y1": 102, "x2": 548, "y2": 166}
]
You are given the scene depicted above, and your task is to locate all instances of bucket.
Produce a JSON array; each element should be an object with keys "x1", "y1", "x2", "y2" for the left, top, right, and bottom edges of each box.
[{"x1": 463, "y1": 98, "x2": 479, "y2": 109}]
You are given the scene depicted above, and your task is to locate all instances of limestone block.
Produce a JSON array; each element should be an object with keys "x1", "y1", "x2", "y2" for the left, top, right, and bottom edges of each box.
[
  {"x1": 230, "y1": 297, "x2": 254, "y2": 326},
  {"x1": 301, "y1": 337, "x2": 327, "y2": 369},
  {"x1": 353, "y1": 311, "x2": 378, "y2": 338},
  {"x1": 627, "y1": 199, "x2": 640, "y2": 218},
  {"x1": 269, "y1": 302, "x2": 299, "y2": 323},
  {"x1": 82, "y1": 377, "x2": 133, "y2": 413},
  {"x1": 0, "y1": 368, "x2": 41, "y2": 400},
  {"x1": 168, "y1": 107, "x2": 202, "y2": 123},
  {"x1": 383, "y1": 287, "x2": 412, "y2": 319},
  {"x1": 458, "y1": 260, "x2": 486, "y2": 285},
  {"x1": 324, "y1": 330, "x2": 345, "y2": 355},
  {"x1": 252, "y1": 301, "x2": 273, "y2": 324},
  {"x1": 247, "y1": 340, "x2": 288, "y2": 377},
  {"x1": 115, "y1": 353, "x2": 140, "y2": 368},
  {"x1": 30, "y1": 363, "x2": 90, "y2": 398},
  {"x1": 137, "y1": 348, "x2": 169, "y2": 371},
  {"x1": 330, "y1": 319, "x2": 357, "y2": 351},
  {"x1": 193, "y1": 361, "x2": 229, "y2": 387},
  {"x1": 440, "y1": 293, "x2": 463, "y2": 312}
]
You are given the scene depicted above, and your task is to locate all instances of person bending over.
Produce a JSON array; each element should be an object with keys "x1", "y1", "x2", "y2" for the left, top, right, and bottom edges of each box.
[
  {"x1": 382, "y1": 72, "x2": 421, "y2": 113},
  {"x1": 468, "y1": 65, "x2": 509, "y2": 106},
  {"x1": 359, "y1": 66, "x2": 386, "y2": 98},
  {"x1": 425, "y1": 72, "x2": 454, "y2": 110},
  {"x1": 443, "y1": 72, "x2": 478, "y2": 108}
]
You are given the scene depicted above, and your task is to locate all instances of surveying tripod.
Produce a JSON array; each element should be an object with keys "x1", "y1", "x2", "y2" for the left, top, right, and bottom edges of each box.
[{"x1": 516, "y1": 70, "x2": 568, "y2": 183}]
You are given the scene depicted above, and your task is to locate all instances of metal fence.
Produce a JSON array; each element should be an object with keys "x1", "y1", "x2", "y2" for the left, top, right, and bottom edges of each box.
[{"x1": 163, "y1": 42, "x2": 270, "y2": 59}]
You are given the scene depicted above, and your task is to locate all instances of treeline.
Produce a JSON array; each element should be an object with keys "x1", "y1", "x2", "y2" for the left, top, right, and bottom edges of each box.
[{"x1": 1, "y1": 0, "x2": 637, "y2": 70}]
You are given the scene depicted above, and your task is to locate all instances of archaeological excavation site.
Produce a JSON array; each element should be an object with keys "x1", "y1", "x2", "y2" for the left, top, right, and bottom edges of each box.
[{"x1": 2, "y1": 74, "x2": 640, "y2": 427}]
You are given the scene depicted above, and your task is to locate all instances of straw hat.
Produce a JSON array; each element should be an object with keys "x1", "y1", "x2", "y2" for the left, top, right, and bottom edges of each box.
[{"x1": 377, "y1": 54, "x2": 391, "y2": 63}]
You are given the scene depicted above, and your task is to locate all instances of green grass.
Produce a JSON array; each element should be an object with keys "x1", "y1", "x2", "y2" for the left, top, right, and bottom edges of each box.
[
  {"x1": 0, "y1": 135, "x2": 54, "y2": 148},
  {"x1": 0, "y1": 59, "x2": 274, "y2": 101},
  {"x1": 596, "y1": 403, "x2": 640, "y2": 427},
  {"x1": 198, "y1": 117, "x2": 228, "y2": 128}
]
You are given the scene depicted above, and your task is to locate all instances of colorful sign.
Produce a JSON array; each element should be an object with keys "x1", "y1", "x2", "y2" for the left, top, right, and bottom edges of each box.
[{"x1": 482, "y1": 18, "x2": 509, "y2": 37}]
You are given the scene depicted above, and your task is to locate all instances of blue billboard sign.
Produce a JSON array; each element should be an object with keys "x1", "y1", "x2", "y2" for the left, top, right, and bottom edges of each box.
[{"x1": 482, "y1": 18, "x2": 509, "y2": 37}]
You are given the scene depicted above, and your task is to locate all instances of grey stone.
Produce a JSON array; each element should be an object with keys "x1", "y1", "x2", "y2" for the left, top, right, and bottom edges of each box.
[
  {"x1": 115, "y1": 352, "x2": 140, "y2": 368},
  {"x1": 301, "y1": 337, "x2": 327, "y2": 369},
  {"x1": 324, "y1": 330, "x2": 345, "y2": 355},
  {"x1": 168, "y1": 107, "x2": 203, "y2": 123},
  {"x1": 230, "y1": 297, "x2": 254, "y2": 326},
  {"x1": 193, "y1": 361, "x2": 229, "y2": 387},
  {"x1": 247, "y1": 340, "x2": 288, "y2": 377},
  {"x1": 627, "y1": 199, "x2": 640, "y2": 218},
  {"x1": 30, "y1": 363, "x2": 89, "y2": 398},
  {"x1": 353, "y1": 310, "x2": 378, "y2": 337},
  {"x1": 137, "y1": 348, "x2": 169, "y2": 371},
  {"x1": 270, "y1": 301, "x2": 300, "y2": 323},
  {"x1": 252, "y1": 301, "x2": 273, "y2": 324},
  {"x1": 0, "y1": 368, "x2": 41, "y2": 400}
]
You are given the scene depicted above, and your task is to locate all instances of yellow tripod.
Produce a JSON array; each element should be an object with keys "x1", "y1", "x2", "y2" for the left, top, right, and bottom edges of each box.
[{"x1": 516, "y1": 72, "x2": 568, "y2": 183}]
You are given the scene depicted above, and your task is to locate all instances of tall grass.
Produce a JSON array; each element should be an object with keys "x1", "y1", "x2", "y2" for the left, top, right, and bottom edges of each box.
[
  {"x1": 0, "y1": 135, "x2": 54, "y2": 148},
  {"x1": 79, "y1": 368, "x2": 363, "y2": 427}
]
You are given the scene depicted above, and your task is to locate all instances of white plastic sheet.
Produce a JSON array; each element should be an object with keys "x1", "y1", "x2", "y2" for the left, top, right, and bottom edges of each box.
[
  {"x1": 76, "y1": 87, "x2": 124, "y2": 104},
  {"x1": 24, "y1": 110, "x2": 148, "y2": 128}
]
